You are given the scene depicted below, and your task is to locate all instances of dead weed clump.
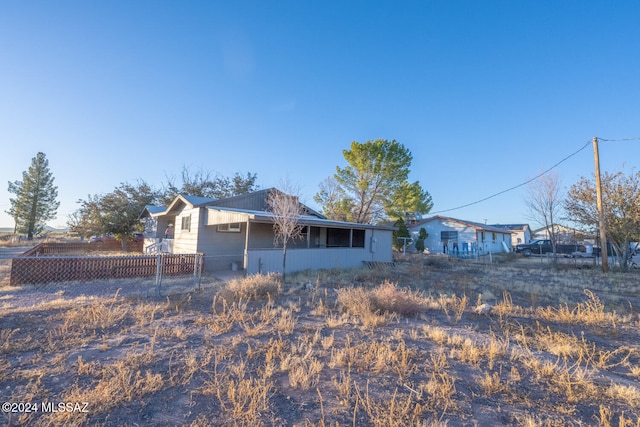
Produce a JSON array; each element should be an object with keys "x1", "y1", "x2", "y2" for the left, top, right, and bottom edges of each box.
[
  {"x1": 535, "y1": 289, "x2": 619, "y2": 328},
  {"x1": 337, "y1": 280, "x2": 428, "y2": 320},
  {"x1": 223, "y1": 273, "x2": 281, "y2": 301}
]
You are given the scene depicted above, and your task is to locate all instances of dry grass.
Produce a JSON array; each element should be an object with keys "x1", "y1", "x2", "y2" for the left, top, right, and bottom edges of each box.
[
  {"x1": 222, "y1": 273, "x2": 281, "y2": 301},
  {"x1": 1, "y1": 256, "x2": 639, "y2": 425}
]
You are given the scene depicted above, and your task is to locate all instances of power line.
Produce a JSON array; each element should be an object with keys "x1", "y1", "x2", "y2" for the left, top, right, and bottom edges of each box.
[
  {"x1": 430, "y1": 139, "x2": 592, "y2": 214},
  {"x1": 598, "y1": 137, "x2": 640, "y2": 142}
]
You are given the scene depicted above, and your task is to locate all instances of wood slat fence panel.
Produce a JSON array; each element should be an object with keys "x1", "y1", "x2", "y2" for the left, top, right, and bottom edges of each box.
[
  {"x1": 10, "y1": 254, "x2": 200, "y2": 286},
  {"x1": 21, "y1": 241, "x2": 143, "y2": 256}
]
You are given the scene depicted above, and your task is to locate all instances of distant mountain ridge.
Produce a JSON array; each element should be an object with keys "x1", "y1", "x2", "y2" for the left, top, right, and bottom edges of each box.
[{"x1": 0, "y1": 225, "x2": 69, "y2": 234}]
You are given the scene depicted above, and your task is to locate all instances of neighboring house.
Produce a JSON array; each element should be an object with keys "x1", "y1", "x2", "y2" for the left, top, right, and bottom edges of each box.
[
  {"x1": 489, "y1": 224, "x2": 532, "y2": 246},
  {"x1": 531, "y1": 224, "x2": 591, "y2": 244},
  {"x1": 406, "y1": 215, "x2": 513, "y2": 254},
  {"x1": 139, "y1": 188, "x2": 395, "y2": 274}
]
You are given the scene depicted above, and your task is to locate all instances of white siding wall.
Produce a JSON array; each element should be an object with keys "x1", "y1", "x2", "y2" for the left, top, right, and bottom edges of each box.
[
  {"x1": 172, "y1": 206, "x2": 200, "y2": 254},
  {"x1": 511, "y1": 229, "x2": 531, "y2": 246},
  {"x1": 409, "y1": 218, "x2": 511, "y2": 254},
  {"x1": 410, "y1": 219, "x2": 477, "y2": 254}
]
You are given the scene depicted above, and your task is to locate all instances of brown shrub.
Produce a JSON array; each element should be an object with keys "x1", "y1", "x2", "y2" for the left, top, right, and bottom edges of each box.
[{"x1": 223, "y1": 273, "x2": 281, "y2": 301}]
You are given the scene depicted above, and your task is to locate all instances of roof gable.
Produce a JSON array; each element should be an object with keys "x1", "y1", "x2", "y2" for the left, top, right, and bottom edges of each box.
[
  {"x1": 143, "y1": 189, "x2": 327, "y2": 220},
  {"x1": 209, "y1": 188, "x2": 326, "y2": 219},
  {"x1": 410, "y1": 215, "x2": 512, "y2": 234}
]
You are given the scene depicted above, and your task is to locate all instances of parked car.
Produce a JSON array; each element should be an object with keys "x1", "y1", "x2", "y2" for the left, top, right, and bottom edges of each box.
[
  {"x1": 515, "y1": 239, "x2": 586, "y2": 256},
  {"x1": 89, "y1": 235, "x2": 116, "y2": 243},
  {"x1": 89, "y1": 234, "x2": 143, "y2": 244}
]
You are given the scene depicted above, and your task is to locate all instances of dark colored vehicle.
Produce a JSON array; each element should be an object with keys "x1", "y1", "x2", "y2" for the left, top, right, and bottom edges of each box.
[
  {"x1": 89, "y1": 234, "x2": 116, "y2": 243},
  {"x1": 515, "y1": 239, "x2": 586, "y2": 256},
  {"x1": 90, "y1": 234, "x2": 143, "y2": 243}
]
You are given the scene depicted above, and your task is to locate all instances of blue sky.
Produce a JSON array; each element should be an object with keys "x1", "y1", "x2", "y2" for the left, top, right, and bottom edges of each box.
[{"x1": 1, "y1": 1, "x2": 639, "y2": 229}]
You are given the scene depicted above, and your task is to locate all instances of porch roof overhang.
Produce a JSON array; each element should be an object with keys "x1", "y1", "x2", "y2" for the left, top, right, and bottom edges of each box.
[{"x1": 205, "y1": 206, "x2": 396, "y2": 231}]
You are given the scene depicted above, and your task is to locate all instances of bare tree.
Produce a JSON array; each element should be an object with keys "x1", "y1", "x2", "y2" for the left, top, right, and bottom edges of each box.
[
  {"x1": 525, "y1": 172, "x2": 564, "y2": 260},
  {"x1": 565, "y1": 170, "x2": 640, "y2": 270},
  {"x1": 266, "y1": 183, "x2": 306, "y2": 283}
]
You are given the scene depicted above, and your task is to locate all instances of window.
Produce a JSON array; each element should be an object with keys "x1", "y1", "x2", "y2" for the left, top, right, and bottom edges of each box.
[
  {"x1": 181, "y1": 215, "x2": 191, "y2": 231},
  {"x1": 217, "y1": 223, "x2": 241, "y2": 233},
  {"x1": 352, "y1": 229, "x2": 365, "y2": 248},
  {"x1": 326, "y1": 228, "x2": 351, "y2": 247},
  {"x1": 441, "y1": 231, "x2": 458, "y2": 241},
  {"x1": 492, "y1": 232, "x2": 497, "y2": 242}
]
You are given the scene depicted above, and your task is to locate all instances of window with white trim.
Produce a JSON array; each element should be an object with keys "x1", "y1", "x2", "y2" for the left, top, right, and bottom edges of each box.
[
  {"x1": 181, "y1": 215, "x2": 191, "y2": 231},
  {"x1": 217, "y1": 223, "x2": 241, "y2": 232}
]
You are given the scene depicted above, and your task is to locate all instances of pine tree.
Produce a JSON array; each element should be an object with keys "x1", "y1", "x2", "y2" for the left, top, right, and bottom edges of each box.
[
  {"x1": 415, "y1": 227, "x2": 428, "y2": 253},
  {"x1": 7, "y1": 152, "x2": 60, "y2": 240},
  {"x1": 393, "y1": 218, "x2": 410, "y2": 251}
]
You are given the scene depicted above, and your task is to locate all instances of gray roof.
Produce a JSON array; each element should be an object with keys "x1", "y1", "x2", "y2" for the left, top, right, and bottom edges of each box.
[
  {"x1": 489, "y1": 224, "x2": 530, "y2": 232},
  {"x1": 209, "y1": 188, "x2": 326, "y2": 219},
  {"x1": 410, "y1": 215, "x2": 513, "y2": 234},
  {"x1": 144, "y1": 205, "x2": 167, "y2": 215},
  {"x1": 180, "y1": 194, "x2": 217, "y2": 207},
  {"x1": 206, "y1": 206, "x2": 395, "y2": 230}
]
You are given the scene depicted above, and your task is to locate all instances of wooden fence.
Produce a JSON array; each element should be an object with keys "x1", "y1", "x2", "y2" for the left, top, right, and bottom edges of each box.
[
  {"x1": 10, "y1": 253, "x2": 201, "y2": 286},
  {"x1": 22, "y1": 241, "x2": 143, "y2": 256}
]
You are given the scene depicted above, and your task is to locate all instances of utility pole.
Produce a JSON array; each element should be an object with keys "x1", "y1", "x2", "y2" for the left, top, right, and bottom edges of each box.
[{"x1": 593, "y1": 137, "x2": 609, "y2": 273}]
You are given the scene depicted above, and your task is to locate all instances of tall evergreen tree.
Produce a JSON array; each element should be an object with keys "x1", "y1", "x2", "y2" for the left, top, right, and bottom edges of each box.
[{"x1": 7, "y1": 152, "x2": 60, "y2": 240}]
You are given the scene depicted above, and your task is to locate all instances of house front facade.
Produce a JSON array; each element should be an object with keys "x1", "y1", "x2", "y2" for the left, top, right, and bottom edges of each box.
[
  {"x1": 140, "y1": 189, "x2": 395, "y2": 275},
  {"x1": 407, "y1": 215, "x2": 513, "y2": 255},
  {"x1": 489, "y1": 224, "x2": 532, "y2": 246}
]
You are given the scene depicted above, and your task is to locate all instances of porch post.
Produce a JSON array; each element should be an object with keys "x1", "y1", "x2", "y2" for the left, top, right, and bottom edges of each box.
[
  {"x1": 306, "y1": 225, "x2": 310, "y2": 248},
  {"x1": 244, "y1": 218, "x2": 251, "y2": 269}
]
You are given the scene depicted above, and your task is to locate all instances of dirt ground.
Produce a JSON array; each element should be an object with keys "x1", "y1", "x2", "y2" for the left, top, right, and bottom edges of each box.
[{"x1": 0, "y1": 252, "x2": 639, "y2": 426}]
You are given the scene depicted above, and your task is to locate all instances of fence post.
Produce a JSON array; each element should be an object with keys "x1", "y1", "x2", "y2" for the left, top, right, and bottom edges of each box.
[
  {"x1": 155, "y1": 253, "x2": 164, "y2": 297},
  {"x1": 193, "y1": 253, "x2": 203, "y2": 292}
]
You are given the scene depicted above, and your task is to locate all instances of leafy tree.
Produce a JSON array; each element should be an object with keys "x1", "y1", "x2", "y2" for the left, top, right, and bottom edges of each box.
[
  {"x1": 7, "y1": 152, "x2": 60, "y2": 240},
  {"x1": 393, "y1": 218, "x2": 411, "y2": 251},
  {"x1": 565, "y1": 170, "x2": 640, "y2": 270},
  {"x1": 161, "y1": 167, "x2": 258, "y2": 205},
  {"x1": 73, "y1": 181, "x2": 158, "y2": 250},
  {"x1": 313, "y1": 177, "x2": 355, "y2": 222},
  {"x1": 316, "y1": 140, "x2": 432, "y2": 224},
  {"x1": 385, "y1": 181, "x2": 433, "y2": 221},
  {"x1": 68, "y1": 194, "x2": 104, "y2": 239},
  {"x1": 415, "y1": 227, "x2": 428, "y2": 253},
  {"x1": 266, "y1": 185, "x2": 305, "y2": 283}
]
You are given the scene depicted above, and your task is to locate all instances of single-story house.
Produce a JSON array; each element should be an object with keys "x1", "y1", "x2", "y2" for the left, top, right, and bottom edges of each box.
[
  {"x1": 489, "y1": 224, "x2": 532, "y2": 246},
  {"x1": 531, "y1": 224, "x2": 591, "y2": 244},
  {"x1": 406, "y1": 215, "x2": 513, "y2": 254},
  {"x1": 139, "y1": 188, "x2": 395, "y2": 274}
]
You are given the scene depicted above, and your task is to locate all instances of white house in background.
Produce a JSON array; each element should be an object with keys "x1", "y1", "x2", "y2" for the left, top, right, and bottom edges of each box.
[
  {"x1": 489, "y1": 224, "x2": 532, "y2": 246},
  {"x1": 139, "y1": 188, "x2": 395, "y2": 274},
  {"x1": 406, "y1": 215, "x2": 513, "y2": 254},
  {"x1": 531, "y1": 224, "x2": 591, "y2": 243}
]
